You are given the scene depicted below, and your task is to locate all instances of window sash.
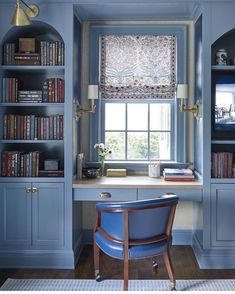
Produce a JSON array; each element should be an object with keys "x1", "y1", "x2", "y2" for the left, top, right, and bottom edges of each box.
[{"x1": 100, "y1": 99, "x2": 175, "y2": 161}]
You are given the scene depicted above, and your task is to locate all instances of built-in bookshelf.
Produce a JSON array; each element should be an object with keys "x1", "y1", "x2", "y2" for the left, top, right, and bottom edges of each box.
[
  {"x1": 0, "y1": 24, "x2": 65, "y2": 178},
  {"x1": 211, "y1": 28, "x2": 235, "y2": 180}
]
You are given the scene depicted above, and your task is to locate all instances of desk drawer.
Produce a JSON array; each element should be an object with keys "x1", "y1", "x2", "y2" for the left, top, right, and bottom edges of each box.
[
  {"x1": 73, "y1": 188, "x2": 137, "y2": 201},
  {"x1": 138, "y1": 188, "x2": 202, "y2": 202}
]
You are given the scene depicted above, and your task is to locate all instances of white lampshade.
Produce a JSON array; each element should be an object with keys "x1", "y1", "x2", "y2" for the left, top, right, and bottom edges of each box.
[
  {"x1": 88, "y1": 85, "x2": 99, "y2": 100},
  {"x1": 176, "y1": 84, "x2": 188, "y2": 99}
]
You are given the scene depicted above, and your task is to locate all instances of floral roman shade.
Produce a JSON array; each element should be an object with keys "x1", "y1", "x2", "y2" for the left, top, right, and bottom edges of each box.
[{"x1": 100, "y1": 35, "x2": 176, "y2": 99}]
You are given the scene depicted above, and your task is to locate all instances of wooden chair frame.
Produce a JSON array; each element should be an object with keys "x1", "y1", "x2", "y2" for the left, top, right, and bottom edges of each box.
[{"x1": 94, "y1": 201, "x2": 177, "y2": 291}]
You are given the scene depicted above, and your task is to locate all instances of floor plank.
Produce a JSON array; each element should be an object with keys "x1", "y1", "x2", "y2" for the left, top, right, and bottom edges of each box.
[{"x1": 1, "y1": 245, "x2": 235, "y2": 287}]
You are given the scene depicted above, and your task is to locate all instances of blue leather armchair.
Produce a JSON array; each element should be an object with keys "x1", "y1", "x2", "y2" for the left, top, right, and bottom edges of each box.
[{"x1": 93, "y1": 195, "x2": 179, "y2": 291}]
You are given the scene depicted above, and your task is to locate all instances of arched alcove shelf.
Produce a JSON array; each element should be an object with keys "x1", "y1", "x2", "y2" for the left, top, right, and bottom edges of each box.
[
  {"x1": 3, "y1": 20, "x2": 64, "y2": 48},
  {"x1": 211, "y1": 28, "x2": 235, "y2": 66}
]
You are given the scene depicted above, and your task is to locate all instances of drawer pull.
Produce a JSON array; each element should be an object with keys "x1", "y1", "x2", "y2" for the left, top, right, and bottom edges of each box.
[{"x1": 99, "y1": 192, "x2": 111, "y2": 198}]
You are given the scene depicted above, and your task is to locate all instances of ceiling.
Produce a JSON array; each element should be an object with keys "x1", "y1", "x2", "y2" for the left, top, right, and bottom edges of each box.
[{"x1": 74, "y1": 1, "x2": 199, "y2": 21}]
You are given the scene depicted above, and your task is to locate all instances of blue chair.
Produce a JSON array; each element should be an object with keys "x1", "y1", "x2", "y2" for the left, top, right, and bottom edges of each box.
[{"x1": 93, "y1": 195, "x2": 179, "y2": 291}]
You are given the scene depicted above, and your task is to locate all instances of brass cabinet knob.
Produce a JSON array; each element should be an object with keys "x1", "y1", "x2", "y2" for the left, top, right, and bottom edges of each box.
[{"x1": 31, "y1": 187, "x2": 38, "y2": 193}]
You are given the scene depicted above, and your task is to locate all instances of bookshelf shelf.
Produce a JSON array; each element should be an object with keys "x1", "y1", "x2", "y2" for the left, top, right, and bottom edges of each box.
[
  {"x1": 0, "y1": 103, "x2": 64, "y2": 107},
  {"x1": 0, "y1": 140, "x2": 63, "y2": 143},
  {"x1": 1, "y1": 65, "x2": 65, "y2": 71},
  {"x1": 211, "y1": 140, "x2": 235, "y2": 144},
  {"x1": 212, "y1": 65, "x2": 235, "y2": 71},
  {"x1": 0, "y1": 177, "x2": 64, "y2": 182}
]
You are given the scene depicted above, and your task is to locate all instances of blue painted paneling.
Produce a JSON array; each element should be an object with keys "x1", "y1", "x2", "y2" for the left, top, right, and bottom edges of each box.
[
  {"x1": 194, "y1": 14, "x2": 203, "y2": 174},
  {"x1": 0, "y1": 183, "x2": 31, "y2": 248},
  {"x1": 32, "y1": 183, "x2": 65, "y2": 248}
]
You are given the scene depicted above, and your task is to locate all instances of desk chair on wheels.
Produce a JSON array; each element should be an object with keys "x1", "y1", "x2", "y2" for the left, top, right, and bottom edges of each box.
[{"x1": 93, "y1": 195, "x2": 179, "y2": 291}]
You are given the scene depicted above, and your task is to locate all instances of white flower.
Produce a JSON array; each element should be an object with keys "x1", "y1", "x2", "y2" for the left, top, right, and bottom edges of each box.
[{"x1": 94, "y1": 142, "x2": 112, "y2": 160}]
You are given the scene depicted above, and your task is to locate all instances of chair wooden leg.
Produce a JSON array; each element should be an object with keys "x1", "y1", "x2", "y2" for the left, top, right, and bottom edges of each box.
[
  {"x1": 163, "y1": 249, "x2": 176, "y2": 290},
  {"x1": 94, "y1": 242, "x2": 101, "y2": 281},
  {"x1": 123, "y1": 256, "x2": 129, "y2": 291}
]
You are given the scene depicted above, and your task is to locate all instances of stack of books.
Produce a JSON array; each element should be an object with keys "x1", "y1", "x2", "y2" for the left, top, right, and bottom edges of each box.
[
  {"x1": 163, "y1": 168, "x2": 195, "y2": 181},
  {"x1": 14, "y1": 53, "x2": 40, "y2": 65}
]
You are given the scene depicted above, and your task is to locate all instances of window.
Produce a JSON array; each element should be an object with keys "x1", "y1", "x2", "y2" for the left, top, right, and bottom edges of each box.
[
  {"x1": 103, "y1": 101, "x2": 174, "y2": 161},
  {"x1": 89, "y1": 25, "x2": 187, "y2": 164}
]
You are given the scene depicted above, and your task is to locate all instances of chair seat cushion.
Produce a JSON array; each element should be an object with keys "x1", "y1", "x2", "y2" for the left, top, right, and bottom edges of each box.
[{"x1": 95, "y1": 231, "x2": 168, "y2": 260}]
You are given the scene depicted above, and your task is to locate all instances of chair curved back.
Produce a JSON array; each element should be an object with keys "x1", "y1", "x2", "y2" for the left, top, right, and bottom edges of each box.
[{"x1": 95, "y1": 195, "x2": 178, "y2": 244}]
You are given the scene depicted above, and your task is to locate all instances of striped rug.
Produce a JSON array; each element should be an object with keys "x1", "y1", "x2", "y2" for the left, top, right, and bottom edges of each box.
[{"x1": 1, "y1": 278, "x2": 235, "y2": 291}]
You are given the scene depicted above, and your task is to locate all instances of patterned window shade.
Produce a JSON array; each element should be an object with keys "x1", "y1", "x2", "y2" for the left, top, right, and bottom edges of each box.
[{"x1": 100, "y1": 35, "x2": 176, "y2": 99}]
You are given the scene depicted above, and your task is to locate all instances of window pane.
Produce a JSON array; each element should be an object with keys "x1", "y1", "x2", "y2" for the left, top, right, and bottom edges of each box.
[
  {"x1": 105, "y1": 103, "x2": 125, "y2": 130},
  {"x1": 105, "y1": 132, "x2": 125, "y2": 160},
  {"x1": 127, "y1": 132, "x2": 148, "y2": 160},
  {"x1": 150, "y1": 104, "x2": 171, "y2": 130},
  {"x1": 127, "y1": 104, "x2": 148, "y2": 130},
  {"x1": 150, "y1": 132, "x2": 170, "y2": 160}
]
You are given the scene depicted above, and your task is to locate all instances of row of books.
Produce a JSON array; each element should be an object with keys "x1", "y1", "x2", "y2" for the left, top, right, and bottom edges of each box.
[
  {"x1": 3, "y1": 114, "x2": 64, "y2": 140},
  {"x1": 3, "y1": 43, "x2": 15, "y2": 65},
  {"x1": 3, "y1": 41, "x2": 65, "y2": 66},
  {"x1": 211, "y1": 152, "x2": 233, "y2": 178},
  {"x1": 40, "y1": 41, "x2": 64, "y2": 66},
  {"x1": 42, "y1": 78, "x2": 65, "y2": 102},
  {"x1": 163, "y1": 168, "x2": 195, "y2": 181},
  {"x1": 1, "y1": 78, "x2": 65, "y2": 103},
  {"x1": 1, "y1": 151, "x2": 41, "y2": 177},
  {"x1": 1, "y1": 151, "x2": 64, "y2": 177}
]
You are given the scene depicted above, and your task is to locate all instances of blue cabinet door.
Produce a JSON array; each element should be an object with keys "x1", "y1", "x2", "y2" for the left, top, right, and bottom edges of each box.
[
  {"x1": 0, "y1": 183, "x2": 31, "y2": 248},
  {"x1": 211, "y1": 184, "x2": 235, "y2": 247},
  {"x1": 31, "y1": 182, "x2": 64, "y2": 248}
]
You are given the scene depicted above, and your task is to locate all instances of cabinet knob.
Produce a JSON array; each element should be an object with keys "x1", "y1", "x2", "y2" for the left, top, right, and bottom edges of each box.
[
  {"x1": 99, "y1": 192, "x2": 111, "y2": 198},
  {"x1": 31, "y1": 187, "x2": 38, "y2": 193},
  {"x1": 26, "y1": 187, "x2": 31, "y2": 193}
]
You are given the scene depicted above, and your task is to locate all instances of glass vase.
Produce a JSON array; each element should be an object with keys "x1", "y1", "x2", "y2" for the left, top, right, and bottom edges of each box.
[{"x1": 100, "y1": 158, "x2": 105, "y2": 176}]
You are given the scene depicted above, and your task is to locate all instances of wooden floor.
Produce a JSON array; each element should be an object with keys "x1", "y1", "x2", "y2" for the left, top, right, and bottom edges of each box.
[{"x1": 1, "y1": 245, "x2": 235, "y2": 287}]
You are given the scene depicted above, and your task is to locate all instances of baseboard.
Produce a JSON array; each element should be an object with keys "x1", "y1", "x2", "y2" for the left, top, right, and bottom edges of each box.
[
  {"x1": 0, "y1": 250, "x2": 75, "y2": 269},
  {"x1": 192, "y1": 231, "x2": 235, "y2": 269},
  {"x1": 83, "y1": 229, "x2": 193, "y2": 245}
]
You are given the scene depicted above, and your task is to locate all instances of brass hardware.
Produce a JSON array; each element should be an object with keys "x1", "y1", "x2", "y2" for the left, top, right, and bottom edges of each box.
[
  {"x1": 26, "y1": 187, "x2": 31, "y2": 193},
  {"x1": 11, "y1": 0, "x2": 39, "y2": 26},
  {"x1": 31, "y1": 187, "x2": 38, "y2": 193},
  {"x1": 99, "y1": 192, "x2": 111, "y2": 198}
]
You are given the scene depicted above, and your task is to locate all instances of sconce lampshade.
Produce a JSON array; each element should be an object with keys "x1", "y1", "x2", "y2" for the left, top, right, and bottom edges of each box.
[
  {"x1": 177, "y1": 84, "x2": 188, "y2": 99},
  {"x1": 11, "y1": 0, "x2": 31, "y2": 26},
  {"x1": 11, "y1": 0, "x2": 40, "y2": 26},
  {"x1": 88, "y1": 85, "x2": 99, "y2": 100}
]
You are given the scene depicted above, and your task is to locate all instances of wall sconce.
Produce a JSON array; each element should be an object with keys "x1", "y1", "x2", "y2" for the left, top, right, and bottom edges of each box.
[
  {"x1": 176, "y1": 84, "x2": 199, "y2": 118},
  {"x1": 11, "y1": 0, "x2": 39, "y2": 26},
  {"x1": 76, "y1": 85, "x2": 99, "y2": 119}
]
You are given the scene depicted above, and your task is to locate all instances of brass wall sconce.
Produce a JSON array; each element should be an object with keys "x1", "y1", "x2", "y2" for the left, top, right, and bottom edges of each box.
[
  {"x1": 76, "y1": 85, "x2": 99, "y2": 119},
  {"x1": 176, "y1": 84, "x2": 200, "y2": 118},
  {"x1": 11, "y1": 0, "x2": 39, "y2": 26}
]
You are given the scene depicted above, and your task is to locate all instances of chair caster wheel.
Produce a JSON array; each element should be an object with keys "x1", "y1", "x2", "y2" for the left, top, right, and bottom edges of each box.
[
  {"x1": 95, "y1": 273, "x2": 102, "y2": 282},
  {"x1": 170, "y1": 282, "x2": 176, "y2": 291},
  {"x1": 152, "y1": 262, "x2": 158, "y2": 269}
]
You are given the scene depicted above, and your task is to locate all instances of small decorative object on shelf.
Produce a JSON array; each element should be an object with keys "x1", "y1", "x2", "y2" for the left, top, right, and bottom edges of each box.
[
  {"x1": 94, "y1": 143, "x2": 112, "y2": 176},
  {"x1": 216, "y1": 49, "x2": 227, "y2": 65}
]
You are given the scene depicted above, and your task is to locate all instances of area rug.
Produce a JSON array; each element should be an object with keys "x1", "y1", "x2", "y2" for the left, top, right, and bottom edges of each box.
[{"x1": 1, "y1": 279, "x2": 235, "y2": 291}]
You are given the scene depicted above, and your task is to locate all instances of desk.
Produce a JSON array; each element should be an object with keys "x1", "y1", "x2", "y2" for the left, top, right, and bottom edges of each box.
[{"x1": 73, "y1": 176, "x2": 203, "y2": 202}]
